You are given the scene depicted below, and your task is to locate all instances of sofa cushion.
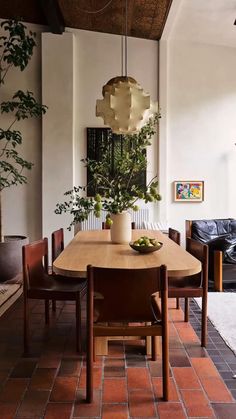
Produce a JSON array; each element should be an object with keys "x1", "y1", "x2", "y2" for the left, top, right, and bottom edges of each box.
[
  {"x1": 192, "y1": 219, "x2": 235, "y2": 243},
  {"x1": 4, "y1": 273, "x2": 23, "y2": 285},
  {"x1": 0, "y1": 284, "x2": 22, "y2": 317}
]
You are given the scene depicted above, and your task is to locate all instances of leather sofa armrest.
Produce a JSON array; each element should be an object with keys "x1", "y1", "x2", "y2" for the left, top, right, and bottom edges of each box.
[{"x1": 214, "y1": 250, "x2": 223, "y2": 292}]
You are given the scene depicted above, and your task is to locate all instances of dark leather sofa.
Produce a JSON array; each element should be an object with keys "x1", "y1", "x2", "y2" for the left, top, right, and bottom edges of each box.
[{"x1": 186, "y1": 219, "x2": 236, "y2": 291}]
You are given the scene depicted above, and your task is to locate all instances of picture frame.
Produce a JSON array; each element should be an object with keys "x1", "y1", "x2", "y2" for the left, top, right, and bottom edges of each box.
[{"x1": 173, "y1": 181, "x2": 204, "y2": 202}]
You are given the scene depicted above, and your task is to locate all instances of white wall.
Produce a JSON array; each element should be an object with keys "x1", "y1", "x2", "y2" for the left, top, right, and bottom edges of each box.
[
  {"x1": 0, "y1": 20, "x2": 44, "y2": 241},
  {"x1": 160, "y1": 39, "x2": 236, "y2": 240},
  {"x1": 70, "y1": 28, "x2": 158, "y2": 189},
  {"x1": 42, "y1": 28, "x2": 159, "y2": 243},
  {"x1": 42, "y1": 32, "x2": 75, "y2": 246},
  {"x1": 1, "y1": 21, "x2": 158, "y2": 243}
]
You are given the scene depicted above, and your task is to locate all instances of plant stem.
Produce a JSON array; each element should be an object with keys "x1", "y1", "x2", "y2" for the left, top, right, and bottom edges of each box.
[{"x1": 0, "y1": 191, "x2": 3, "y2": 242}]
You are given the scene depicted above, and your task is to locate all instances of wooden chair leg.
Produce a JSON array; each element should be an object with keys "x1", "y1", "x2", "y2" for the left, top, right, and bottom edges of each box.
[
  {"x1": 93, "y1": 339, "x2": 96, "y2": 363},
  {"x1": 201, "y1": 293, "x2": 207, "y2": 347},
  {"x1": 76, "y1": 297, "x2": 82, "y2": 353},
  {"x1": 52, "y1": 300, "x2": 56, "y2": 312},
  {"x1": 86, "y1": 318, "x2": 93, "y2": 402},
  {"x1": 176, "y1": 297, "x2": 180, "y2": 309},
  {"x1": 162, "y1": 330, "x2": 169, "y2": 401},
  {"x1": 184, "y1": 298, "x2": 189, "y2": 322},
  {"x1": 23, "y1": 295, "x2": 29, "y2": 356},
  {"x1": 151, "y1": 336, "x2": 157, "y2": 361},
  {"x1": 45, "y1": 299, "x2": 50, "y2": 324}
]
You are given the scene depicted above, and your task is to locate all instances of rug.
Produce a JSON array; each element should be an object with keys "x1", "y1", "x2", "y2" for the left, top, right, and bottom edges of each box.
[{"x1": 195, "y1": 293, "x2": 236, "y2": 355}]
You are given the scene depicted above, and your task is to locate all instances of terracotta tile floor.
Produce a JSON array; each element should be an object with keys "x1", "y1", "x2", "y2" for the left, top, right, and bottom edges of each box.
[{"x1": 0, "y1": 297, "x2": 235, "y2": 418}]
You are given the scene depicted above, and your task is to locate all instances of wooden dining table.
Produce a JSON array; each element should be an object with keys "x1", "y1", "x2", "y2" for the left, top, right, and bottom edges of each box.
[
  {"x1": 53, "y1": 229, "x2": 201, "y2": 355},
  {"x1": 53, "y1": 229, "x2": 201, "y2": 278}
]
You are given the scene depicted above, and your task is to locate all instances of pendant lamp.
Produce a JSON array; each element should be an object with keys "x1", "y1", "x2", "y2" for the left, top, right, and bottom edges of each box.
[{"x1": 96, "y1": 0, "x2": 157, "y2": 134}]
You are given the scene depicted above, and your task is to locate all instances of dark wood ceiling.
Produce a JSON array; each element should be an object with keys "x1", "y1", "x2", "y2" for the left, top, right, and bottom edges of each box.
[{"x1": 0, "y1": 0, "x2": 173, "y2": 40}]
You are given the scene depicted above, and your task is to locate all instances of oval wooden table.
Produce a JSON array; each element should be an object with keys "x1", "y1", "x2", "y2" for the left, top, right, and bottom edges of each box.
[
  {"x1": 53, "y1": 229, "x2": 201, "y2": 355},
  {"x1": 53, "y1": 229, "x2": 201, "y2": 278}
]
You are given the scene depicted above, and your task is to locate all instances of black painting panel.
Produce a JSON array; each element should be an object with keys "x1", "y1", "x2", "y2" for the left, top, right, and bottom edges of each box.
[{"x1": 87, "y1": 128, "x2": 146, "y2": 197}]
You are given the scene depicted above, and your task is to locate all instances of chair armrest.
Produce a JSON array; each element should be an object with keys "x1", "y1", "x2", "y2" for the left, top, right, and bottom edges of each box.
[{"x1": 214, "y1": 250, "x2": 223, "y2": 292}]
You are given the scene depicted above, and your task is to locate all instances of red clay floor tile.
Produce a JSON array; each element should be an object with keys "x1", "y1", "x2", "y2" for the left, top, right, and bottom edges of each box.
[
  {"x1": 173, "y1": 367, "x2": 201, "y2": 389},
  {"x1": 200, "y1": 376, "x2": 234, "y2": 402},
  {"x1": 103, "y1": 378, "x2": 128, "y2": 403},
  {"x1": 0, "y1": 298, "x2": 235, "y2": 419},
  {"x1": 157, "y1": 402, "x2": 187, "y2": 419},
  {"x1": 152, "y1": 377, "x2": 179, "y2": 401},
  {"x1": 181, "y1": 389, "x2": 215, "y2": 417},
  {"x1": 127, "y1": 367, "x2": 151, "y2": 389},
  {"x1": 50, "y1": 376, "x2": 78, "y2": 402},
  {"x1": 128, "y1": 389, "x2": 156, "y2": 417},
  {"x1": 16, "y1": 389, "x2": 50, "y2": 418},
  {"x1": 102, "y1": 403, "x2": 128, "y2": 419},
  {"x1": 44, "y1": 402, "x2": 73, "y2": 419}
]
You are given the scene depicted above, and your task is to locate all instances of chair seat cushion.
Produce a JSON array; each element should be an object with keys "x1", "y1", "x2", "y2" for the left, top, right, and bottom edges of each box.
[
  {"x1": 168, "y1": 274, "x2": 201, "y2": 288},
  {"x1": 207, "y1": 235, "x2": 236, "y2": 263},
  {"x1": 192, "y1": 219, "x2": 235, "y2": 243},
  {"x1": 28, "y1": 274, "x2": 87, "y2": 299}
]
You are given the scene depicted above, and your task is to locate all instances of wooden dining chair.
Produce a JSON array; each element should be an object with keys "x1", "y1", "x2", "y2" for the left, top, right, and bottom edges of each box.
[
  {"x1": 102, "y1": 221, "x2": 136, "y2": 229},
  {"x1": 168, "y1": 237, "x2": 208, "y2": 347},
  {"x1": 168, "y1": 228, "x2": 181, "y2": 309},
  {"x1": 22, "y1": 238, "x2": 87, "y2": 355},
  {"x1": 86, "y1": 264, "x2": 169, "y2": 403},
  {"x1": 51, "y1": 228, "x2": 87, "y2": 330},
  {"x1": 51, "y1": 228, "x2": 65, "y2": 311}
]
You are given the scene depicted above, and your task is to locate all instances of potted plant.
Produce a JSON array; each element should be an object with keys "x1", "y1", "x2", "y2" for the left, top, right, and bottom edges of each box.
[
  {"x1": 0, "y1": 19, "x2": 47, "y2": 281},
  {"x1": 55, "y1": 114, "x2": 161, "y2": 243}
]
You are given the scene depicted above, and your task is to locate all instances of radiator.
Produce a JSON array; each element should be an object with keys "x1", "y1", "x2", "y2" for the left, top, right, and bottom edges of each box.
[{"x1": 80, "y1": 208, "x2": 149, "y2": 230}]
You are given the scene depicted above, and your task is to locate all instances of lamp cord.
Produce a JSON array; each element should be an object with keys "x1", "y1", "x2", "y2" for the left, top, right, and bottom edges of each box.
[
  {"x1": 77, "y1": 0, "x2": 113, "y2": 14},
  {"x1": 77, "y1": 0, "x2": 128, "y2": 77},
  {"x1": 125, "y1": 0, "x2": 128, "y2": 77}
]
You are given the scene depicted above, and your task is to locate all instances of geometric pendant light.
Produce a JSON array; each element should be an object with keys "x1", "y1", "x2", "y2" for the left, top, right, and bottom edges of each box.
[{"x1": 96, "y1": 0, "x2": 157, "y2": 134}]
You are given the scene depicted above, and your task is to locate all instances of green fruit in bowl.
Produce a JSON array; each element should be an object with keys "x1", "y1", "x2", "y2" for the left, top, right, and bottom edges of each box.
[
  {"x1": 150, "y1": 238, "x2": 158, "y2": 246},
  {"x1": 134, "y1": 236, "x2": 161, "y2": 247}
]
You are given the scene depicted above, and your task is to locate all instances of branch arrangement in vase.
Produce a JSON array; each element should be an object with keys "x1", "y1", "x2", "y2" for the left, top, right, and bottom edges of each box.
[{"x1": 55, "y1": 113, "x2": 161, "y2": 230}]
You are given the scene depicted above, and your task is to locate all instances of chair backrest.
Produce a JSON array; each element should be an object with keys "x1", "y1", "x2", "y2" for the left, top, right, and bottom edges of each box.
[
  {"x1": 87, "y1": 265, "x2": 168, "y2": 323},
  {"x1": 52, "y1": 228, "x2": 64, "y2": 262},
  {"x1": 168, "y1": 228, "x2": 180, "y2": 245},
  {"x1": 22, "y1": 238, "x2": 48, "y2": 290},
  {"x1": 102, "y1": 221, "x2": 136, "y2": 230},
  {"x1": 186, "y1": 237, "x2": 208, "y2": 289}
]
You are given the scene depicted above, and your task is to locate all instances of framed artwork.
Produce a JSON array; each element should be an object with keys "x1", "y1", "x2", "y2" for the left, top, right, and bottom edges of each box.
[
  {"x1": 173, "y1": 181, "x2": 204, "y2": 202},
  {"x1": 87, "y1": 127, "x2": 146, "y2": 196}
]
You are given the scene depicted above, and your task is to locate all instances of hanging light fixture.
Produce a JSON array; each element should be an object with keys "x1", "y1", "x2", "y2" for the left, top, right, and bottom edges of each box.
[{"x1": 96, "y1": 0, "x2": 157, "y2": 134}]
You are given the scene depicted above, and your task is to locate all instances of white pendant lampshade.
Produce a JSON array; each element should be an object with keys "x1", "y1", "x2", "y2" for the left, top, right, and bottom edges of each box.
[
  {"x1": 96, "y1": 0, "x2": 157, "y2": 134},
  {"x1": 96, "y1": 76, "x2": 157, "y2": 134}
]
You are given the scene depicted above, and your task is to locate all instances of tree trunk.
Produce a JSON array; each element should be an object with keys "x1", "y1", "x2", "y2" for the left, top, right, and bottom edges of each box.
[{"x1": 0, "y1": 191, "x2": 3, "y2": 242}]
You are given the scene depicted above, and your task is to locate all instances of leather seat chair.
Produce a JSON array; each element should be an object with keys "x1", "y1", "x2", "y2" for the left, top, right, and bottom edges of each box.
[
  {"x1": 22, "y1": 238, "x2": 87, "y2": 355},
  {"x1": 186, "y1": 219, "x2": 236, "y2": 291},
  {"x1": 86, "y1": 265, "x2": 169, "y2": 402},
  {"x1": 168, "y1": 228, "x2": 181, "y2": 309},
  {"x1": 168, "y1": 238, "x2": 208, "y2": 347},
  {"x1": 51, "y1": 228, "x2": 87, "y2": 333}
]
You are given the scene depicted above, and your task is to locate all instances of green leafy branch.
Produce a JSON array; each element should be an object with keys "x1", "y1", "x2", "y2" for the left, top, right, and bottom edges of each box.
[
  {"x1": 0, "y1": 19, "x2": 36, "y2": 84},
  {"x1": 55, "y1": 114, "x2": 161, "y2": 230},
  {"x1": 0, "y1": 90, "x2": 47, "y2": 191}
]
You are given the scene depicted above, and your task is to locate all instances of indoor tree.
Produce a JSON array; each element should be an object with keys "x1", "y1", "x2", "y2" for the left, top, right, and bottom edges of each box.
[{"x1": 0, "y1": 19, "x2": 47, "y2": 241}]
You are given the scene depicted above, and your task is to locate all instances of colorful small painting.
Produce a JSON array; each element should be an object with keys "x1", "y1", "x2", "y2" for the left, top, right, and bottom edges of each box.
[{"x1": 174, "y1": 181, "x2": 204, "y2": 202}]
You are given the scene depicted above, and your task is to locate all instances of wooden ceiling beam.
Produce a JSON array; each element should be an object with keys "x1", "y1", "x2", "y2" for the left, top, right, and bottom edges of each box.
[{"x1": 40, "y1": 0, "x2": 65, "y2": 34}]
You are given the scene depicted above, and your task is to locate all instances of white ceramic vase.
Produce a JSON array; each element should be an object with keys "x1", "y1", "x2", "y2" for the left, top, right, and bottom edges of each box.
[{"x1": 110, "y1": 211, "x2": 132, "y2": 244}]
